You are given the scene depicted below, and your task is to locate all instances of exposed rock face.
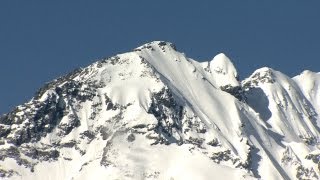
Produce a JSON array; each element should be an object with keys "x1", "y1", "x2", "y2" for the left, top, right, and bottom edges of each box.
[
  {"x1": 1, "y1": 41, "x2": 320, "y2": 180},
  {"x1": 219, "y1": 85, "x2": 245, "y2": 101}
]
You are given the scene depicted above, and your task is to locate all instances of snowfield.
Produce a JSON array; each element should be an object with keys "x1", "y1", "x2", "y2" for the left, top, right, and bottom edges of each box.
[{"x1": 0, "y1": 41, "x2": 320, "y2": 180}]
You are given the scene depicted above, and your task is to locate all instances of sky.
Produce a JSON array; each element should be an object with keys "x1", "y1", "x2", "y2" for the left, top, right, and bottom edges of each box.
[{"x1": 0, "y1": 0, "x2": 320, "y2": 114}]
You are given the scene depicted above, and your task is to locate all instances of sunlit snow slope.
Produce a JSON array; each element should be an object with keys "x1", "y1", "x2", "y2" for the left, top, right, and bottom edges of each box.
[{"x1": 1, "y1": 41, "x2": 320, "y2": 180}]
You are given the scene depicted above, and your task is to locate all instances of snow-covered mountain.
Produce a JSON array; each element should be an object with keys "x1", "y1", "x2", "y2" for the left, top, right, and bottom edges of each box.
[{"x1": 1, "y1": 41, "x2": 320, "y2": 180}]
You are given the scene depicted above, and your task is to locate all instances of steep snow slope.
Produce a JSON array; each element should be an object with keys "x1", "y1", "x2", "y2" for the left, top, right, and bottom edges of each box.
[
  {"x1": 0, "y1": 41, "x2": 319, "y2": 180},
  {"x1": 294, "y1": 71, "x2": 320, "y2": 126}
]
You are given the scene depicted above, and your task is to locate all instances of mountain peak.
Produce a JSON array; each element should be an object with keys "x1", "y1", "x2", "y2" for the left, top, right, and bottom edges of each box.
[
  {"x1": 134, "y1": 41, "x2": 177, "y2": 52},
  {"x1": 210, "y1": 53, "x2": 238, "y2": 78},
  {"x1": 242, "y1": 67, "x2": 276, "y2": 88},
  {"x1": 207, "y1": 53, "x2": 239, "y2": 87},
  {"x1": 300, "y1": 70, "x2": 318, "y2": 76}
]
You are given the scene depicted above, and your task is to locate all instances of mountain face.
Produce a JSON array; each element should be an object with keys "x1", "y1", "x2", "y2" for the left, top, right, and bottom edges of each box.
[{"x1": 1, "y1": 41, "x2": 320, "y2": 180}]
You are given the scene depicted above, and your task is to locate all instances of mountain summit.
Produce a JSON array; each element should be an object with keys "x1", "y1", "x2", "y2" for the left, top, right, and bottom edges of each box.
[
  {"x1": 1, "y1": 41, "x2": 320, "y2": 180},
  {"x1": 207, "y1": 53, "x2": 239, "y2": 87}
]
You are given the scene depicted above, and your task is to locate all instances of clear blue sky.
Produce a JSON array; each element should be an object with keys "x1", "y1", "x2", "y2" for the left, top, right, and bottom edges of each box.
[{"x1": 1, "y1": 1, "x2": 320, "y2": 114}]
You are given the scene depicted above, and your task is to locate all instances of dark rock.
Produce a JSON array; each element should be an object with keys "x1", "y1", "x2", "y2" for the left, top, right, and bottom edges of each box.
[
  {"x1": 296, "y1": 165, "x2": 318, "y2": 179},
  {"x1": 34, "y1": 68, "x2": 83, "y2": 100},
  {"x1": 207, "y1": 138, "x2": 220, "y2": 147},
  {"x1": 58, "y1": 117, "x2": 80, "y2": 135},
  {"x1": 61, "y1": 140, "x2": 77, "y2": 148},
  {"x1": 0, "y1": 168, "x2": 19, "y2": 178},
  {"x1": 80, "y1": 131, "x2": 96, "y2": 142},
  {"x1": 0, "y1": 125, "x2": 11, "y2": 138},
  {"x1": 100, "y1": 141, "x2": 112, "y2": 167},
  {"x1": 210, "y1": 150, "x2": 232, "y2": 163},
  {"x1": 185, "y1": 137, "x2": 204, "y2": 147},
  {"x1": 306, "y1": 154, "x2": 320, "y2": 164},
  {"x1": 147, "y1": 87, "x2": 183, "y2": 144},
  {"x1": 1, "y1": 146, "x2": 20, "y2": 159},
  {"x1": 99, "y1": 126, "x2": 110, "y2": 140},
  {"x1": 220, "y1": 85, "x2": 245, "y2": 101},
  {"x1": 132, "y1": 124, "x2": 147, "y2": 129},
  {"x1": 21, "y1": 146, "x2": 60, "y2": 162},
  {"x1": 127, "y1": 134, "x2": 135, "y2": 142}
]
